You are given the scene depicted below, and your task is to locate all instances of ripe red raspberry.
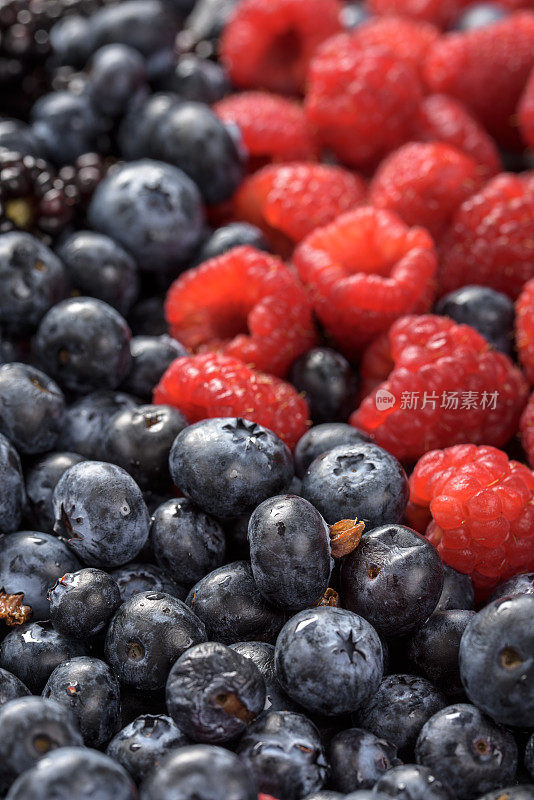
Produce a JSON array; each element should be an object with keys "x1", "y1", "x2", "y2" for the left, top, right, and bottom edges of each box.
[
  {"x1": 410, "y1": 444, "x2": 534, "y2": 597},
  {"x1": 359, "y1": 332, "x2": 394, "y2": 400},
  {"x1": 164, "y1": 246, "x2": 316, "y2": 378},
  {"x1": 351, "y1": 314, "x2": 528, "y2": 461},
  {"x1": 516, "y1": 278, "x2": 534, "y2": 384},
  {"x1": 518, "y1": 67, "x2": 534, "y2": 150},
  {"x1": 153, "y1": 352, "x2": 310, "y2": 449},
  {"x1": 351, "y1": 15, "x2": 440, "y2": 76},
  {"x1": 219, "y1": 0, "x2": 342, "y2": 95},
  {"x1": 423, "y1": 12, "x2": 534, "y2": 148},
  {"x1": 369, "y1": 142, "x2": 483, "y2": 239},
  {"x1": 521, "y1": 392, "x2": 534, "y2": 468},
  {"x1": 213, "y1": 92, "x2": 317, "y2": 167},
  {"x1": 293, "y1": 207, "x2": 437, "y2": 359},
  {"x1": 438, "y1": 173, "x2": 534, "y2": 300},
  {"x1": 233, "y1": 163, "x2": 367, "y2": 251},
  {"x1": 367, "y1": 0, "x2": 467, "y2": 28},
  {"x1": 413, "y1": 94, "x2": 502, "y2": 179},
  {"x1": 305, "y1": 33, "x2": 423, "y2": 169}
]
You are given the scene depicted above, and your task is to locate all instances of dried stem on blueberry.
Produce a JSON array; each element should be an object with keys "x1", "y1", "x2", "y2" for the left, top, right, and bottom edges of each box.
[
  {"x1": 317, "y1": 588, "x2": 340, "y2": 607},
  {"x1": 0, "y1": 589, "x2": 31, "y2": 626},
  {"x1": 213, "y1": 692, "x2": 255, "y2": 723},
  {"x1": 329, "y1": 519, "x2": 365, "y2": 558}
]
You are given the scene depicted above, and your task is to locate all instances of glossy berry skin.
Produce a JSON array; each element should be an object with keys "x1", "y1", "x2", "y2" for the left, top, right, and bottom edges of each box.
[
  {"x1": 107, "y1": 714, "x2": 189, "y2": 784},
  {"x1": 230, "y1": 642, "x2": 298, "y2": 714},
  {"x1": 88, "y1": 44, "x2": 148, "y2": 118},
  {"x1": 289, "y1": 348, "x2": 359, "y2": 424},
  {"x1": 169, "y1": 417, "x2": 293, "y2": 519},
  {"x1": 166, "y1": 641, "x2": 266, "y2": 743},
  {"x1": 104, "y1": 404, "x2": 188, "y2": 491},
  {"x1": 0, "y1": 232, "x2": 66, "y2": 336},
  {"x1": 341, "y1": 525, "x2": 444, "y2": 638},
  {"x1": 0, "y1": 363, "x2": 65, "y2": 454},
  {"x1": 0, "y1": 697, "x2": 83, "y2": 794},
  {"x1": 5, "y1": 747, "x2": 137, "y2": 800},
  {"x1": 415, "y1": 704, "x2": 518, "y2": 800},
  {"x1": 24, "y1": 452, "x2": 85, "y2": 533},
  {"x1": 409, "y1": 610, "x2": 476, "y2": 698},
  {"x1": 87, "y1": 0, "x2": 178, "y2": 57},
  {"x1": 374, "y1": 764, "x2": 455, "y2": 800},
  {"x1": 162, "y1": 54, "x2": 229, "y2": 104},
  {"x1": 48, "y1": 568, "x2": 121, "y2": 638},
  {"x1": 489, "y1": 572, "x2": 534, "y2": 602},
  {"x1": 0, "y1": 621, "x2": 88, "y2": 693},
  {"x1": 35, "y1": 297, "x2": 132, "y2": 394},
  {"x1": 122, "y1": 335, "x2": 188, "y2": 400},
  {"x1": 459, "y1": 595, "x2": 534, "y2": 727},
  {"x1": 0, "y1": 531, "x2": 81, "y2": 621},
  {"x1": 0, "y1": 668, "x2": 30, "y2": 708},
  {"x1": 236, "y1": 711, "x2": 328, "y2": 800},
  {"x1": 436, "y1": 565, "x2": 475, "y2": 612},
  {"x1": 0, "y1": 433, "x2": 24, "y2": 534},
  {"x1": 104, "y1": 591, "x2": 206, "y2": 691},
  {"x1": 435, "y1": 286, "x2": 515, "y2": 355},
  {"x1": 274, "y1": 606, "x2": 383, "y2": 716},
  {"x1": 88, "y1": 159, "x2": 204, "y2": 272},
  {"x1": 30, "y1": 91, "x2": 106, "y2": 165},
  {"x1": 56, "y1": 231, "x2": 139, "y2": 317},
  {"x1": 139, "y1": 744, "x2": 257, "y2": 800},
  {"x1": 57, "y1": 391, "x2": 137, "y2": 460},
  {"x1": 53, "y1": 460, "x2": 150, "y2": 568},
  {"x1": 186, "y1": 561, "x2": 288, "y2": 645},
  {"x1": 248, "y1": 494, "x2": 332, "y2": 611},
  {"x1": 329, "y1": 728, "x2": 401, "y2": 793},
  {"x1": 150, "y1": 497, "x2": 226, "y2": 593},
  {"x1": 293, "y1": 423, "x2": 372, "y2": 479},
  {"x1": 527, "y1": 735, "x2": 534, "y2": 781},
  {"x1": 453, "y1": 3, "x2": 507, "y2": 30},
  {"x1": 42, "y1": 656, "x2": 121, "y2": 748},
  {"x1": 194, "y1": 222, "x2": 270, "y2": 265},
  {"x1": 111, "y1": 562, "x2": 186, "y2": 603}
]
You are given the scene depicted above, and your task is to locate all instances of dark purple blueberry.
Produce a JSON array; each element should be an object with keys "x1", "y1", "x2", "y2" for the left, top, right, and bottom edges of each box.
[
  {"x1": 127, "y1": 296, "x2": 167, "y2": 337},
  {"x1": 434, "y1": 285, "x2": 514, "y2": 354},
  {"x1": 118, "y1": 92, "x2": 179, "y2": 161},
  {"x1": 87, "y1": 0, "x2": 179, "y2": 58},
  {"x1": 409, "y1": 610, "x2": 476, "y2": 698},
  {"x1": 488, "y1": 572, "x2": 534, "y2": 603},
  {"x1": 329, "y1": 728, "x2": 402, "y2": 793},
  {"x1": 340, "y1": 2, "x2": 370, "y2": 29},
  {"x1": 48, "y1": 15, "x2": 92, "y2": 68},
  {"x1": 289, "y1": 347, "x2": 359, "y2": 424},
  {"x1": 0, "y1": 433, "x2": 24, "y2": 533},
  {"x1": 452, "y1": 3, "x2": 507, "y2": 31},
  {"x1": 230, "y1": 642, "x2": 300, "y2": 714},
  {"x1": 293, "y1": 422, "x2": 372, "y2": 478},
  {"x1": 111, "y1": 562, "x2": 186, "y2": 602},
  {"x1": 57, "y1": 390, "x2": 138, "y2": 460},
  {"x1": 0, "y1": 119, "x2": 43, "y2": 158},
  {"x1": 122, "y1": 335, "x2": 187, "y2": 400},
  {"x1": 30, "y1": 91, "x2": 108, "y2": 166},
  {"x1": 107, "y1": 714, "x2": 188, "y2": 784},
  {"x1": 526, "y1": 733, "x2": 534, "y2": 781},
  {"x1": 0, "y1": 668, "x2": 30, "y2": 708},
  {"x1": 193, "y1": 222, "x2": 271, "y2": 265},
  {"x1": 48, "y1": 567, "x2": 121, "y2": 638},
  {"x1": 160, "y1": 54, "x2": 229, "y2": 104},
  {"x1": 436, "y1": 565, "x2": 475, "y2": 611},
  {"x1": 88, "y1": 44, "x2": 148, "y2": 118},
  {"x1": 24, "y1": 451, "x2": 85, "y2": 533},
  {"x1": 374, "y1": 764, "x2": 455, "y2": 800}
]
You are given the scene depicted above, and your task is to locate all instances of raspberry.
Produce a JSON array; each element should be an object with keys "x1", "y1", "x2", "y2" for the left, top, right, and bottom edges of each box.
[
  {"x1": 521, "y1": 392, "x2": 534, "y2": 468},
  {"x1": 367, "y1": 0, "x2": 467, "y2": 28},
  {"x1": 351, "y1": 15, "x2": 440, "y2": 76},
  {"x1": 233, "y1": 163, "x2": 367, "y2": 251},
  {"x1": 423, "y1": 12, "x2": 534, "y2": 148},
  {"x1": 409, "y1": 444, "x2": 534, "y2": 597},
  {"x1": 516, "y1": 278, "x2": 534, "y2": 384},
  {"x1": 164, "y1": 246, "x2": 316, "y2": 378},
  {"x1": 438, "y1": 173, "x2": 534, "y2": 300},
  {"x1": 293, "y1": 207, "x2": 437, "y2": 358},
  {"x1": 518, "y1": 67, "x2": 534, "y2": 150},
  {"x1": 305, "y1": 33, "x2": 423, "y2": 169},
  {"x1": 213, "y1": 92, "x2": 317, "y2": 167},
  {"x1": 413, "y1": 94, "x2": 502, "y2": 179},
  {"x1": 153, "y1": 352, "x2": 310, "y2": 449},
  {"x1": 359, "y1": 332, "x2": 394, "y2": 399},
  {"x1": 351, "y1": 314, "x2": 528, "y2": 461},
  {"x1": 369, "y1": 142, "x2": 484, "y2": 239},
  {"x1": 219, "y1": 0, "x2": 342, "y2": 95}
]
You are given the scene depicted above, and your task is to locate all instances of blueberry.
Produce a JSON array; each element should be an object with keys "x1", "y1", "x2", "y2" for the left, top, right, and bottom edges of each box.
[
  {"x1": 0, "y1": 433, "x2": 24, "y2": 533},
  {"x1": 289, "y1": 348, "x2": 359, "y2": 424},
  {"x1": 161, "y1": 54, "x2": 229, "y2": 104},
  {"x1": 180, "y1": 0, "x2": 239, "y2": 49},
  {"x1": 230, "y1": 642, "x2": 299, "y2": 714},
  {"x1": 87, "y1": 0, "x2": 179, "y2": 58},
  {"x1": 488, "y1": 572, "x2": 534, "y2": 603},
  {"x1": 150, "y1": 497, "x2": 226, "y2": 592},
  {"x1": 434, "y1": 286, "x2": 514, "y2": 354},
  {"x1": 452, "y1": 3, "x2": 507, "y2": 31},
  {"x1": 293, "y1": 423, "x2": 372, "y2": 478},
  {"x1": 274, "y1": 606, "x2": 383, "y2": 716},
  {"x1": 237, "y1": 710, "x2": 328, "y2": 800},
  {"x1": 166, "y1": 641, "x2": 265, "y2": 743},
  {"x1": 0, "y1": 668, "x2": 30, "y2": 708},
  {"x1": 128, "y1": 295, "x2": 167, "y2": 336},
  {"x1": 35, "y1": 296, "x2": 132, "y2": 394},
  {"x1": 436, "y1": 565, "x2": 475, "y2": 611},
  {"x1": 415, "y1": 704, "x2": 518, "y2": 800},
  {"x1": 42, "y1": 656, "x2": 120, "y2": 747},
  {"x1": 304, "y1": 794, "x2": 345, "y2": 800},
  {"x1": 0, "y1": 696, "x2": 83, "y2": 794},
  {"x1": 24, "y1": 451, "x2": 85, "y2": 533},
  {"x1": 30, "y1": 91, "x2": 107, "y2": 166},
  {"x1": 56, "y1": 231, "x2": 139, "y2": 316},
  {"x1": 139, "y1": 744, "x2": 257, "y2": 800},
  {"x1": 169, "y1": 417, "x2": 294, "y2": 519},
  {"x1": 0, "y1": 531, "x2": 81, "y2": 621},
  {"x1": 105, "y1": 590, "x2": 206, "y2": 691},
  {"x1": 118, "y1": 92, "x2": 179, "y2": 160},
  {"x1": 527, "y1": 734, "x2": 534, "y2": 780},
  {"x1": 122, "y1": 334, "x2": 188, "y2": 399},
  {"x1": 194, "y1": 222, "x2": 271, "y2": 264},
  {"x1": 340, "y1": 2, "x2": 370, "y2": 29},
  {"x1": 301, "y1": 443, "x2": 409, "y2": 526},
  {"x1": 409, "y1": 610, "x2": 476, "y2": 698},
  {"x1": 248, "y1": 494, "x2": 332, "y2": 610},
  {"x1": 104, "y1": 404, "x2": 188, "y2": 491},
  {"x1": 5, "y1": 746, "x2": 137, "y2": 800},
  {"x1": 329, "y1": 728, "x2": 402, "y2": 793},
  {"x1": 88, "y1": 44, "x2": 148, "y2": 118},
  {"x1": 0, "y1": 621, "x2": 87, "y2": 693},
  {"x1": 354, "y1": 674, "x2": 446, "y2": 757},
  {"x1": 49, "y1": 15, "x2": 93, "y2": 68},
  {"x1": 57, "y1": 390, "x2": 138, "y2": 460},
  {"x1": 48, "y1": 567, "x2": 121, "y2": 638},
  {"x1": 374, "y1": 763, "x2": 455, "y2": 800},
  {"x1": 111, "y1": 562, "x2": 186, "y2": 602},
  {"x1": 475, "y1": 788, "x2": 534, "y2": 800},
  {"x1": 107, "y1": 714, "x2": 189, "y2": 784},
  {"x1": 0, "y1": 119, "x2": 43, "y2": 157},
  {"x1": 0, "y1": 362, "x2": 65, "y2": 454},
  {"x1": 185, "y1": 561, "x2": 288, "y2": 645},
  {"x1": 88, "y1": 159, "x2": 204, "y2": 271},
  {"x1": 459, "y1": 595, "x2": 534, "y2": 727},
  {"x1": 0, "y1": 232, "x2": 66, "y2": 336}
]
